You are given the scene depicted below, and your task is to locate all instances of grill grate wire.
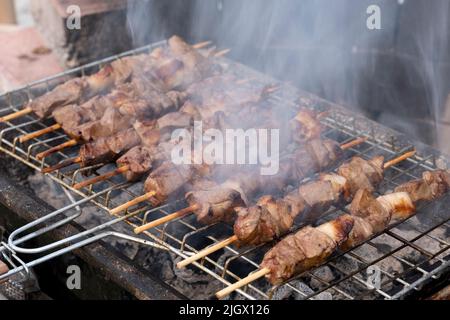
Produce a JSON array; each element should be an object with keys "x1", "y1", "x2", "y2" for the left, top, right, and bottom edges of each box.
[{"x1": 0, "y1": 40, "x2": 448, "y2": 300}]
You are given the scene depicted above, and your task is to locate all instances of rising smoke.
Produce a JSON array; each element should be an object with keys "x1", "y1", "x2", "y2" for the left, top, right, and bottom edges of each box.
[{"x1": 126, "y1": 0, "x2": 450, "y2": 152}]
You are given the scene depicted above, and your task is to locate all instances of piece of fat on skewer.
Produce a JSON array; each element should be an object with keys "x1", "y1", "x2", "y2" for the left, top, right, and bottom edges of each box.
[
  {"x1": 377, "y1": 192, "x2": 415, "y2": 221},
  {"x1": 319, "y1": 173, "x2": 350, "y2": 200},
  {"x1": 316, "y1": 214, "x2": 355, "y2": 246},
  {"x1": 342, "y1": 190, "x2": 415, "y2": 250},
  {"x1": 349, "y1": 188, "x2": 391, "y2": 233},
  {"x1": 340, "y1": 216, "x2": 374, "y2": 251},
  {"x1": 261, "y1": 215, "x2": 354, "y2": 286}
]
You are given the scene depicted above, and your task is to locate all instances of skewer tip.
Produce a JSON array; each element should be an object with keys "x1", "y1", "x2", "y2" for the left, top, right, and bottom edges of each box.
[
  {"x1": 193, "y1": 41, "x2": 212, "y2": 50},
  {"x1": 215, "y1": 268, "x2": 270, "y2": 299},
  {"x1": 134, "y1": 203, "x2": 200, "y2": 234},
  {"x1": 73, "y1": 165, "x2": 130, "y2": 190},
  {"x1": 214, "y1": 48, "x2": 231, "y2": 58},
  {"x1": 36, "y1": 139, "x2": 78, "y2": 160},
  {"x1": 340, "y1": 137, "x2": 368, "y2": 150},
  {"x1": 110, "y1": 190, "x2": 156, "y2": 216},
  {"x1": 19, "y1": 123, "x2": 62, "y2": 143},
  {"x1": 176, "y1": 235, "x2": 239, "y2": 269},
  {"x1": 0, "y1": 107, "x2": 32, "y2": 123},
  {"x1": 42, "y1": 156, "x2": 82, "y2": 174},
  {"x1": 384, "y1": 149, "x2": 416, "y2": 169}
]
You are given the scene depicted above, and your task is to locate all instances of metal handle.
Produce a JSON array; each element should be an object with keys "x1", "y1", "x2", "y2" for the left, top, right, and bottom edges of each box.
[
  {"x1": 2, "y1": 185, "x2": 116, "y2": 255},
  {"x1": 0, "y1": 231, "x2": 170, "y2": 282},
  {"x1": 0, "y1": 182, "x2": 182, "y2": 283}
]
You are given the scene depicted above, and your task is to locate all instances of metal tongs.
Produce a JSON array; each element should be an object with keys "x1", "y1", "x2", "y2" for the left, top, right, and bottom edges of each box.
[{"x1": 0, "y1": 182, "x2": 181, "y2": 282}]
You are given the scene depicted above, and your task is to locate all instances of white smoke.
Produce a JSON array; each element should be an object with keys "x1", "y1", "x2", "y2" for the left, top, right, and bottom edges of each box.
[{"x1": 126, "y1": 0, "x2": 450, "y2": 152}]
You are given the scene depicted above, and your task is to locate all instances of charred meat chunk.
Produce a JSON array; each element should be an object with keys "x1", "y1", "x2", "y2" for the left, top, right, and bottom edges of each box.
[
  {"x1": 144, "y1": 162, "x2": 194, "y2": 204},
  {"x1": 80, "y1": 128, "x2": 141, "y2": 167},
  {"x1": 116, "y1": 146, "x2": 155, "y2": 182},
  {"x1": 30, "y1": 78, "x2": 88, "y2": 118},
  {"x1": 234, "y1": 194, "x2": 302, "y2": 246},
  {"x1": 261, "y1": 215, "x2": 354, "y2": 285},
  {"x1": 186, "y1": 183, "x2": 246, "y2": 225},
  {"x1": 289, "y1": 110, "x2": 323, "y2": 144},
  {"x1": 394, "y1": 170, "x2": 450, "y2": 203},
  {"x1": 337, "y1": 156, "x2": 384, "y2": 195}
]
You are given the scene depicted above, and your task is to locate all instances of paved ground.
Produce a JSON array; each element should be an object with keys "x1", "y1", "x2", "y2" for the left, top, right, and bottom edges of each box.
[{"x1": 0, "y1": 24, "x2": 63, "y2": 93}]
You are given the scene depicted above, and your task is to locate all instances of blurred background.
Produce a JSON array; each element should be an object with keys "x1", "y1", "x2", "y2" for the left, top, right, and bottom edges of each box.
[{"x1": 0, "y1": 0, "x2": 448, "y2": 154}]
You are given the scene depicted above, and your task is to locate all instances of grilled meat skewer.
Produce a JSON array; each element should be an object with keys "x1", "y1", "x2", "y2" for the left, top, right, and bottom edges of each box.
[
  {"x1": 53, "y1": 78, "x2": 189, "y2": 142},
  {"x1": 216, "y1": 214, "x2": 355, "y2": 298},
  {"x1": 136, "y1": 140, "x2": 367, "y2": 233},
  {"x1": 0, "y1": 62, "x2": 128, "y2": 123},
  {"x1": 52, "y1": 36, "x2": 223, "y2": 141},
  {"x1": 77, "y1": 113, "x2": 192, "y2": 170},
  {"x1": 108, "y1": 108, "x2": 326, "y2": 217},
  {"x1": 1, "y1": 36, "x2": 216, "y2": 124},
  {"x1": 112, "y1": 106, "x2": 318, "y2": 183},
  {"x1": 33, "y1": 37, "x2": 220, "y2": 159},
  {"x1": 70, "y1": 79, "x2": 288, "y2": 189},
  {"x1": 266, "y1": 169, "x2": 449, "y2": 285},
  {"x1": 1, "y1": 54, "x2": 154, "y2": 124},
  {"x1": 140, "y1": 137, "x2": 348, "y2": 229},
  {"x1": 183, "y1": 139, "x2": 343, "y2": 225},
  {"x1": 344, "y1": 169, "x2": 450, "y2": 249},
  {"x1": 176, "y1": 151, "x2": 414, "y2": 269},
  {"x1": 232, "y1": 152, "x2": 416, "y2": 247},
  {"x1": 216, "y1": 169, "x2": 450, "y2": 297},
  {"x1": 41, "y1": 73, "x2": 273, "y2": 165}
]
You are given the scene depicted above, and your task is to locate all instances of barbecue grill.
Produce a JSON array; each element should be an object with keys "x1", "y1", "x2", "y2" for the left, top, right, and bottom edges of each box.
[{"x1": 0, "y1": 39, "x2": 448, "y2": 300}]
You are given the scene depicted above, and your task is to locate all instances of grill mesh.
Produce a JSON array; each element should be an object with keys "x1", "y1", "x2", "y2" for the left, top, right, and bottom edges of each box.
[{"x1": 0, "y1": 40, "x2": 448, "y2": 300}]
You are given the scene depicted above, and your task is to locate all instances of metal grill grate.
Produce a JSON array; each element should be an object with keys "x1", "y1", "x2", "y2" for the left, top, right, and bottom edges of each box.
[{"x1": 0, "y1": 40, "x2": 448, "y2": 300}]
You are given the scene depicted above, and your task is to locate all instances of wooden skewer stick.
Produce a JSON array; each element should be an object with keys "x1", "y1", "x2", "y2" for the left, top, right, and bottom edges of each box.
[
  {"x1": 215, "y1": 149, "x2": 414, "y2": 300},
  {"x1": 36, "y1": 139, "x2": 78, "y2": 160},
  {"x1": 193, "y1": 41, "x2": 212, "y2": 49},
  {"x1": 135, "y1": 137, "x2": 369, "y2": 236},
  {"x1": 0, "y1": 107, "x2": 32, "y2": 123},
  {"x1": 214, "y1": 49, "x2": 231, "y2": 58},
  {"x1": 42, "y1": 156, "x2": 82, "y2": 174},
  {"x1": 73, "y1": 165, "x2": 130, "y2": 190},
  {"x1": 384, "y1": 150, "x2": 416, "y2": 169},
  {"x1": 206, "y1": 46, "x2": 218, "y2": 58},
  {"x1": 340, "y1": 137, "x2": 367, "y2": 150},
  {"x1": 19, "y1": 124, "x2": 62, "y2": 143},
  {"x1": 216, "y1": 268, "x2": 270, "y2": 299},
  {"x1": 74, "y1": 164, "x2": 130, "y2": 186},
  {"x1": 176, "y1": 148, "x2": 416, "y2": 269},
  {"x1": 134, "y1": 204, "x2": 200, "y2": 234},
  {"x1": 177, "y1": 235, "x2": 238, "y2": 269},
  {"x1": 110, "y1": 191, "x2": 157, "y2": 215}
]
